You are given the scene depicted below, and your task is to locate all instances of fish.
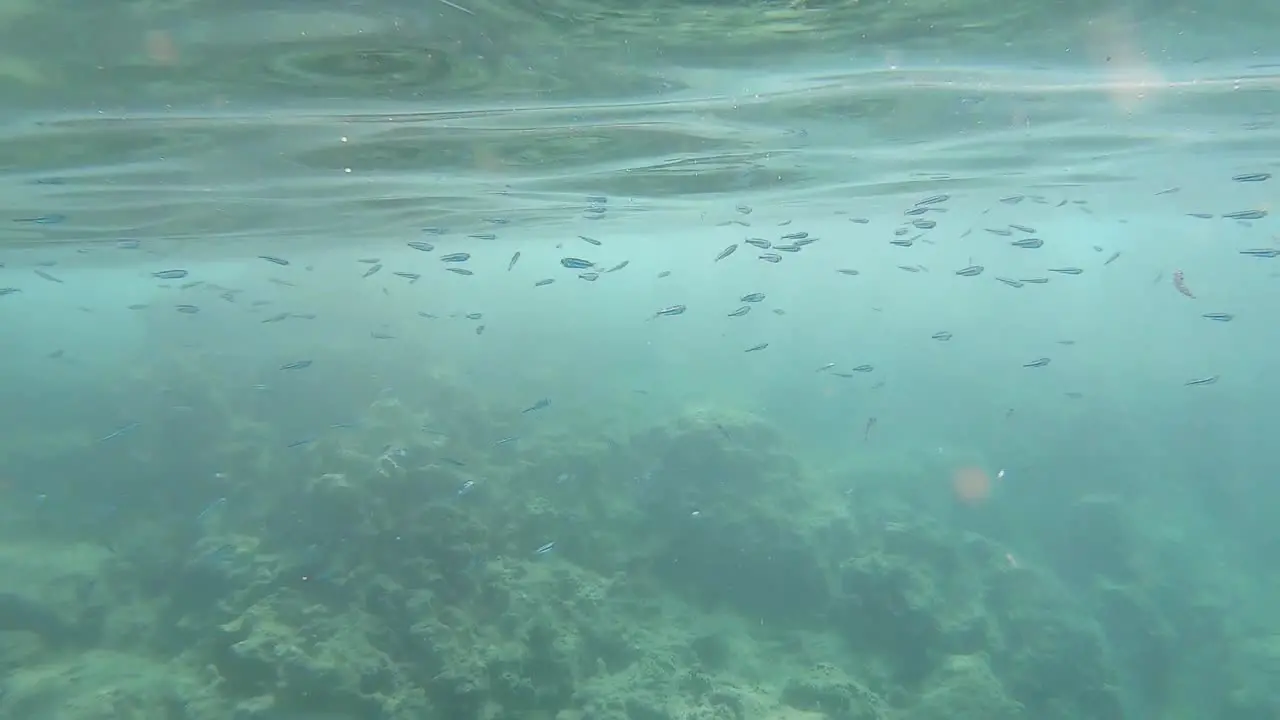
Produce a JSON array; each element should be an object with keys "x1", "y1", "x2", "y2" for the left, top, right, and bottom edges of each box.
[
  {"x1": 507, "y1": 252, "x2": 521, "y2": 270},
  {"x1": 578, "y1": 235, "x2": 602, "y2": 246},
  {"x1": 744, "y1": 343, "x2": 769, "y2": 353},
  {"x1": 1011, "y1": 238, "x2": 1043, "y2": 248},
  {"x1": 196, "y1": 497, "x2": 227, "y2": 520},
  {"x1": 522, "y1": 398, "x2": 551, "y2": 413},
  {"x1": 534, "y1": 279, "x2": 555, "y2": 287},
  {"x1": 1048, "y1": 267, "x2": 1083, "y2": 275},
  {"x1": 864, "y1": 417, "x2": 877, "y2": 441},
  {"x1": 955, "y1": 265, "x2": 985, "y2": 277},
  {"x1": 652, "y1": 304, "x2": 686, "y2": 318},
  {"x1": 1172, "y1": 269, "x2": 1195, "y2": 298},
  {"x1": 407, "y1": 241, "x2": 435, "y2": 252},
  {"x1": 280, "y1": 360, "x2": 313, "y2": 370},
  {"x1": 740, "y1": 293, "x2": 766, "y2": 303},
  {"x1": 259, "y1": 255, "x2": 290, "y2": 266},
  {"x1": 362, "y1": 263, "x2": 383, "y2": 278},
  {"x1": 152, "y1": 269, "x2": 188, "y2": 280},
  {"x1": 446, "y1": 268, "x2": 474, "y2": 276},
  {"x1": 13, "y1": 214, "x2": 66, "y2": 224},
  {"x1": 1201, "y1": 313, "x2": 1234, "y2": 322},
  {"x1": 758, "y1": 253, "x2": 782, "y2": 263},
  {"x1": 1023, "y1": 358, "x2": 1051, "y2": 368},
  {"x1": 715, "y1": 244, "x2": 738, "y2": 261},
  {"x1": 440, "y1": 253, "x2": 471, "y2": 263},
  {"x1": 1231, "y1": 173, "x2": 1270, "y2": 183},
  {"x1": 728, "y1": 306, "x2": 751, "y2": 317},
  {"x1": 1223, "y1": 210, "x2": 1267, "y2": 220},
  {"x1": 1185, "y1": 375, "x2": 1218, "y2": 386},
  {"x1": 836, "y1": 269, "x2": 860, "y2": 276},
  {"x1": 99, "y1": 421, "x2": 140, "y2": 442},
  {"x1": 560, "y1": 257, "x2": 593, "y2": 269},
  {"x1": 932, "y1": 331, "x2": 953, "y2": 341}
]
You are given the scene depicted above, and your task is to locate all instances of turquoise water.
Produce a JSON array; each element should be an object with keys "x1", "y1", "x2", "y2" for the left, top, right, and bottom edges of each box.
[{"x1": 2, "y1": 2, "x2": 1280, "y2": 719}]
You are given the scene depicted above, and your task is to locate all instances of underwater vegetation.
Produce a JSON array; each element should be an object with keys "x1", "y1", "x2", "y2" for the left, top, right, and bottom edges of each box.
[{"x1": 0, "y1": 361, "x2": 1275, "y2": 720}]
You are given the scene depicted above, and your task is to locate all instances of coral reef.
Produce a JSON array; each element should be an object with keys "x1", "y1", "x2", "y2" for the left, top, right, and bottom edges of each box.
[{"x1": 0, "y1": 371, "x2": 1271, "y2": 720}]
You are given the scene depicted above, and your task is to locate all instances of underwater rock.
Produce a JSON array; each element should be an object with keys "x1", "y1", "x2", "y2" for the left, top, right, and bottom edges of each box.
[
  {"x1": 0, "y1": 591, "x2": 81, "y2": 646},
  {"x1": 1054, "y1": 494, "x2": 1135, "y2": 584},
  {"x1": 1, "y1": 649, "x2": 222, "y2": 719},
  {"x1": 779, "y1": 663, "x2": 886, "y2": 719},
  {"x1": 986, "y1": 571, "x2": 1126, "y2": 720},
  {"x1": 835, "y1": 552, "x2": 942, "y2": 684},
  {"x1": 628, "y1": 410, "x2": 831, "y2": 621},
  {"x1": 904, "y1": 654, "x2": 1022, "y2": 720},
  {"x1": 1225, "y1": 633, "x2": 1280, "y2": 718},
  {"x1": 0, "y1": 541, "x2": 109, "y2": 650},
  {"x1": 214, "y1": 595, "x2": 422, "y2": 719},
  {"x1": 690, "y1": 632, "x2": 732, "y2": 671}
]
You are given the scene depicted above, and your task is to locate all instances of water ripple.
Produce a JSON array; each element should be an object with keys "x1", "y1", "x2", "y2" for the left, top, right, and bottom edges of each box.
[{"x1": 2, "y1": 64, "x2": 1277, "y2": 248}]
